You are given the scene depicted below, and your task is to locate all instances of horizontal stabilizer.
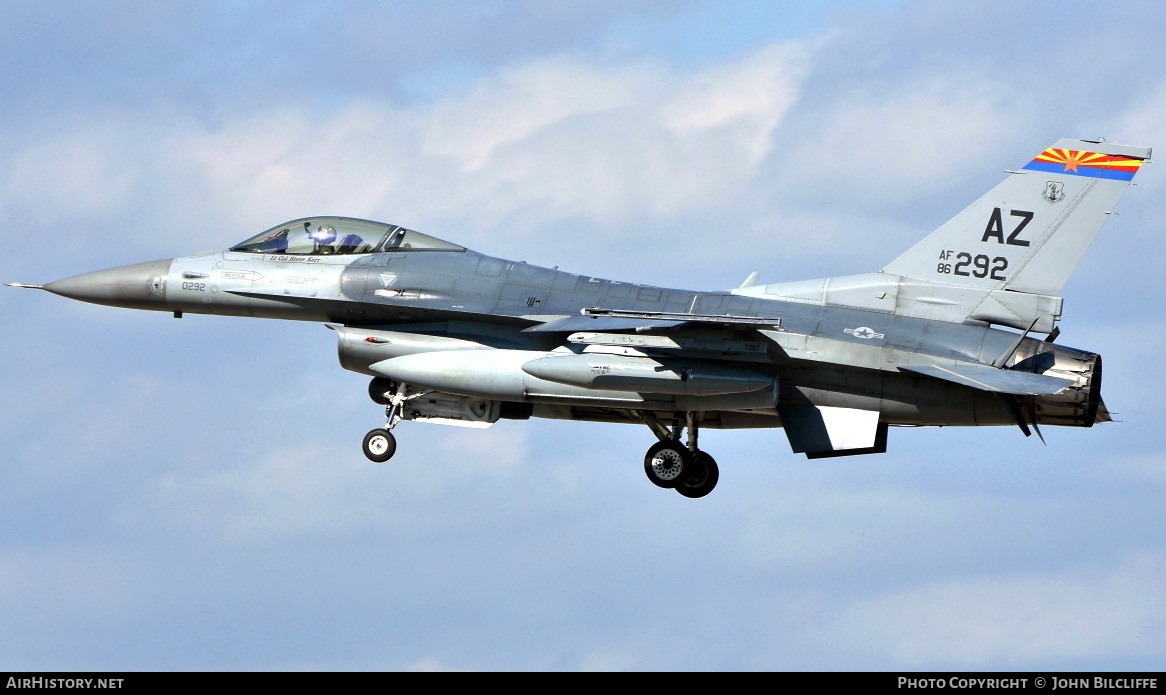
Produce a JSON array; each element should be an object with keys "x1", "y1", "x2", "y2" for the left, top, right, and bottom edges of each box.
[
  {"x1": 778, "y1": 405, "x2": 888, "y2": 458},
  {"x1": 902, "y1": 363, "x2": 1073, "y2": 396}
]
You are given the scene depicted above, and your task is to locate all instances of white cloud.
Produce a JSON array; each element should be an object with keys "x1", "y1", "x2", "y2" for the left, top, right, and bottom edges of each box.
[
  {"x1": 0, "y1": 42, "x2": 809, "y2": 256},
  {"x1": 734, "y1": 488, "x2": 962, "y2": 567},
  {"x1": 663, "y1": 45, "x2": 803, "y2": 164},
  {"x1": 823, "y1": 553, "x2": 1166, "y2": 665},
  {"x1": 184, "y1": 45, "x2": 807, "y2": 230},
  {"x1": 3, "y1": 126, "x2": 140, "y2": 219},
  {"x1": 442, "y1": 44, "x2": 806, "y2": 220},
  {"x1": 1103, "y1": 83, "x2": 1166, "y2": 191},
  {"x1": 173, "y1": 102, "x2": 412, "y2": 232},
  {"x1": 135, "y1": 426, "x2": 531, "y2": 543},
  {"x1": 1110, "y1": 83, "x2": 1166, "y2": 142},
  {"x1": 776, "y1": 74, "x2": 1023, "y2": 207},
  {"x1": 421, "y1": 58, "x2": 655, "y2": 173}
]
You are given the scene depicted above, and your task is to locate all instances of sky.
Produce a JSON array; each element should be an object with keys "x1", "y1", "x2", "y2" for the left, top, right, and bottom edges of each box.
[{"x1": 1, "y1": 0, "x2": 1165, "y2": 671}]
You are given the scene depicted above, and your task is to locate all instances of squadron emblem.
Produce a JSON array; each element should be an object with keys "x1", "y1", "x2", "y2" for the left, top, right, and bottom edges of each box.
[{"x1": 1042, "y1": 181, "x2": 1066, "y2": 204}]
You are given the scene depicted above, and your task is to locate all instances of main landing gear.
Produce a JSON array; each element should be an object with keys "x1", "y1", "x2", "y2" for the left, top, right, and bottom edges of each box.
[{"x1": 639, "y1": 411, "x2": 719, "y2": 498}]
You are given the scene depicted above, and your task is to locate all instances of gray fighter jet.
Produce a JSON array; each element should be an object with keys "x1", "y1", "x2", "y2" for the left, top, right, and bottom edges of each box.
[{"x1": 8, "y1": 138, "x2": 1149, "y2": 498}]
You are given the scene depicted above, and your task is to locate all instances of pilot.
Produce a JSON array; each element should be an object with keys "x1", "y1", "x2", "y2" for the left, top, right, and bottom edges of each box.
[{"x1": 308, "y1": 224, "x2": 337, "y2": 254}]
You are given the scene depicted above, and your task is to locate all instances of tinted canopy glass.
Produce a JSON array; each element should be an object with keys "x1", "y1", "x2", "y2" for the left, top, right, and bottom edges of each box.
[{"x1": 229, "y1": 217, "x2": 464, "y2": 255}]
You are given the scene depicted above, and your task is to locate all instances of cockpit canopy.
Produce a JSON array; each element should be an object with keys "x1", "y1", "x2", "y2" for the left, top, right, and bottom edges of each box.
[{"x1": 229, "y1": 217, "x2": 464, "y2": 256}]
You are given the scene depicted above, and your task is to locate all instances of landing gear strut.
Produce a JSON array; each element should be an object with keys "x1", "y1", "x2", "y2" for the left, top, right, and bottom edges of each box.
[
  {"x1": 638, "y1": 411, "x2": 719, "y2": 498},
  {"x1": 360, "y1": 378, "x2": 433, "y2": 463}
]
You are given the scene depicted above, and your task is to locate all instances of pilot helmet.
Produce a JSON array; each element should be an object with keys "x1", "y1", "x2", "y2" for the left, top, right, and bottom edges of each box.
[{"x1": 309, "y1": 225, "x2": 336, "y2": 245}]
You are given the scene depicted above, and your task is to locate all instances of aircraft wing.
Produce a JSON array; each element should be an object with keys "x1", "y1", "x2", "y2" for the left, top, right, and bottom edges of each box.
[{"x1": 901, "y1": 363, "x2": 1074, "y2": 396}]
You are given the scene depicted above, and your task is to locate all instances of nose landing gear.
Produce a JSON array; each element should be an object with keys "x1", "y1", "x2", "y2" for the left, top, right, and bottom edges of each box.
[
  {"x1": 639, "y1": 411, "x2": 719, "y2": 498},
  {"x1": 361, "y1": 377, "x2": 431, "y2": 463}
]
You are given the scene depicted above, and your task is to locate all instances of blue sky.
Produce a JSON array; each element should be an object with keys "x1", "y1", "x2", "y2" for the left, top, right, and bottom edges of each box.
[{"x1": 2, "y1": 0, "x2": 1165, "y2": 670}]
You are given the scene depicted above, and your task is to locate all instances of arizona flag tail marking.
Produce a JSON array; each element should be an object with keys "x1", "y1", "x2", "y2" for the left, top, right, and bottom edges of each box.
[{"x1": 1022, "y1": 148, "x2": 1144, "y2": 181}]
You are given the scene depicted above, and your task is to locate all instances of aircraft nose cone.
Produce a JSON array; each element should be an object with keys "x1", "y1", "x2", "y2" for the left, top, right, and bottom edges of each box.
[{"x1": 44, "y1": 259, "x2": 173, "y2": 311}]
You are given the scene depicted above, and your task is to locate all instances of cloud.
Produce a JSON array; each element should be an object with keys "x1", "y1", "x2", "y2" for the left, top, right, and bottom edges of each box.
[
  {"x1": 774, "y1": 73, "x2": 1024, "y2": 210},
  {"x1": 0, "y1": 41, "x2": 809, "y2": 265},
  {"x1": 421, "y1": 58, "x2": 654, "y2": 173},
  {"x1": 134, "y1": 426, "x2": 532, "y2": 544},
  {"x1": 1103, "y1": 85, "x2": 1166, "y2": 191},
  {"x1": 734, "y1": 488, "x2": 961, "y2": 567},
  {"x1": 823, "y1": 553, "x2": 1166, "y2": 665},
  {"x1": 182, "y1": 44, "x2": 807, "y2": 233},
  {"x1": 2, "y1": 125, "x2": 141, "y2": 220}
]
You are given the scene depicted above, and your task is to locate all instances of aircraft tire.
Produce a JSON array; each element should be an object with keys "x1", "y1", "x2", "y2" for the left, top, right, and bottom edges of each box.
[
  {"x1": 362, "y1": 428, "x2": 397, "y2": 463},
  {"x1": 643, "y1": 441, "x2": 691, "y2": 489},
  {"x1": 676, "y1": 451, "x2": 719, "y2": 498}
]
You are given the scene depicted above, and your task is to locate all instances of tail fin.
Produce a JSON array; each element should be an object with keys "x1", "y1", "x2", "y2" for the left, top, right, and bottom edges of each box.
[{"x1": 881, "y1": 139, "x2": 1150, "y2": 296}]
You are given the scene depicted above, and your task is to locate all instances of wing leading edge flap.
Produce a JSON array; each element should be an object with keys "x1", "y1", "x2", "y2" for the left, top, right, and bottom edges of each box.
[
  {"x1": 525, "y1": 307, "x2": 784, "y2": 333},
  {"x1": 777, "y1": 405, "x2": 888, "y2": 459},
  {"x1": 522, "y1": 315, "x2": 683, "y2": 333},
  {"x1": 901, "y1": 363, "x2": 1073, "y2": 396}
]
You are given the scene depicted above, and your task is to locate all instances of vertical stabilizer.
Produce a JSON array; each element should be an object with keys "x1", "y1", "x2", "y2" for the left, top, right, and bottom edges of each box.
[{"x1": 880, "y1": 139, "x2": 1149, "y2": 296}]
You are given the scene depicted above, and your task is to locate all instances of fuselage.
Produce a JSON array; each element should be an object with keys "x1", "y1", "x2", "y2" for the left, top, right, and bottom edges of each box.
[{"x1": 40, "y1": 221, "x2": 1104, "y2": 432}]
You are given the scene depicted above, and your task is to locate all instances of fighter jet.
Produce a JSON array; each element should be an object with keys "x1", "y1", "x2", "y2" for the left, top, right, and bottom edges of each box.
[{"x1": 8, "y1": 138, "x2": 1148, "y2": 498}]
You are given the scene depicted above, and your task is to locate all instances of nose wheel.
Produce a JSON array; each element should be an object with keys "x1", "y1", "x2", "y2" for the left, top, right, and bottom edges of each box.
[{"x1": 362, "y1": 428, "x2": 397, "y2": 463}]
